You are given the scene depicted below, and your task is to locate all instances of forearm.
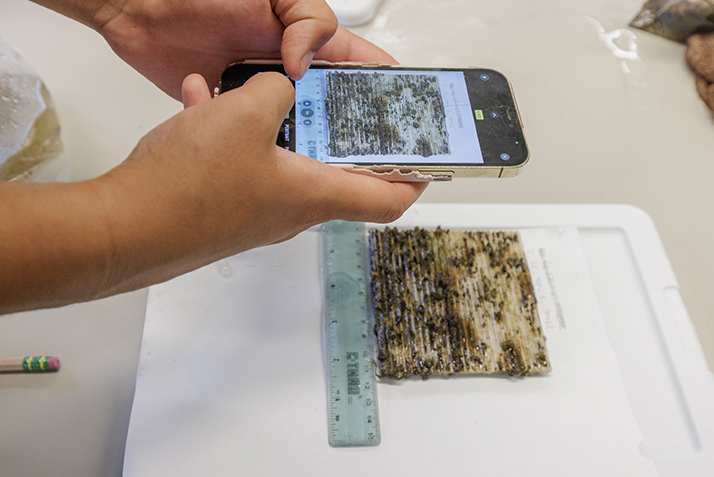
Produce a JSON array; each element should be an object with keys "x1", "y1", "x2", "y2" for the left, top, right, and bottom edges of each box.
[
  {"x1": 0, "y1": 180, "x2": 116, "y2": 313},
  {"x1": 0, "y1": 173, "x2": 221, "y2": 314}
]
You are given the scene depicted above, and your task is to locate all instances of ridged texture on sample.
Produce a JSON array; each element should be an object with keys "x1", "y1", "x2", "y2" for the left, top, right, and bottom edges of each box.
[{"x1": 369, "y1": 228, "x2": 550, "y2": 379}]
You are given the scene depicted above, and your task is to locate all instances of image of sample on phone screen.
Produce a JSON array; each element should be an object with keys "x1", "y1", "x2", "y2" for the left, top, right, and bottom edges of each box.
[
  {"x1": 294, "y1": 69, "x2": 484, "y2": 165},
  {"x1": 325, "y1": 72, "x2": 448, "y2": 157}
]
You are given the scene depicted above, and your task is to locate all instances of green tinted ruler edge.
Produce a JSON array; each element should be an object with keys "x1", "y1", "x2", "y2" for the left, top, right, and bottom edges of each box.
[{"x1": 322, "y1": 220, "x2": 381, "y2": 447}]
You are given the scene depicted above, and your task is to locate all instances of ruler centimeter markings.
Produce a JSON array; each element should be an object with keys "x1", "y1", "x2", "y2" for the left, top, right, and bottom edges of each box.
[{"x1": 322, "y1": 220, "x2": 381, "y2": 447}]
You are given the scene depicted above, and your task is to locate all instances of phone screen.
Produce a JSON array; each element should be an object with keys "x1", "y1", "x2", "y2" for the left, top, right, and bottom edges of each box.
[
  {"x1": 220, "y1": 64, "x2": 527, "y2": 168},
  {"x1": 294, "y1": 68, "x2": 483, "y2": 165}
]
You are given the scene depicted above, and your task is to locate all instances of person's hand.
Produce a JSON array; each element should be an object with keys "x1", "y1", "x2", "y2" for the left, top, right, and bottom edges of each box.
[
  {"x1": 85, "y1": 0, "x2": 395, "y2": 99},
  {"x1": 91, "y1": 72, "x2": 425, "y2": 294}
]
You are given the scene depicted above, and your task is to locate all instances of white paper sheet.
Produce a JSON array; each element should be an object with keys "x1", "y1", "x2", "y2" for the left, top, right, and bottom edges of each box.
[{"x1": 124, "y1": 227, "x2": 657, "y2": 476}]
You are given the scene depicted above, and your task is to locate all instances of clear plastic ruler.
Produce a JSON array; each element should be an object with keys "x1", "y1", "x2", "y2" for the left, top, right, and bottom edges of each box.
[{"x1": 322, "y1": 220, "x2": 381, "y2": 447}]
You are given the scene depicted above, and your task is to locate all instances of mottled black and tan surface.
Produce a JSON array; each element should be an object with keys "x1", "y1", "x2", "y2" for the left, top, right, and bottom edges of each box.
[
  {"x1": 324, "y1": 72, "x2": 449, "y2": 157},
  {"x1": 369, "y1": 228, "x2": 550, "y2": 380},
  {"x1": 630, "y1": 0, "x2": 714, "y2": 43}
]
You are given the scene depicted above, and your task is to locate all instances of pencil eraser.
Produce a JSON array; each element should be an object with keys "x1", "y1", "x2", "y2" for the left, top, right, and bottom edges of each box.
[{"x1": 48, "y1": 356, "x2": 60, "y2": 371}]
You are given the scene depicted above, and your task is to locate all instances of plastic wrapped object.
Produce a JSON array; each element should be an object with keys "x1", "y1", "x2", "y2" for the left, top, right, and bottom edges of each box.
[
  {"x1": 0, "y1": 36, "x2": 62, "y2": 181},
  {"x1": 630, "y1": 0, "x2": 714, "y2": 43}
]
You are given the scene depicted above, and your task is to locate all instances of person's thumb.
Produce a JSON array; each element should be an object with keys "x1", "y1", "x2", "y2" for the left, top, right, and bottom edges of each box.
[
  {"x1": 181, "y1": 74, "x2": 212, "y2": 109},
  {"x1": 218, "y1": 71, "x2": 295, "y2": 146},
  {"x1": 272, "y1": 0, "x2": 338, "y2": 80}
]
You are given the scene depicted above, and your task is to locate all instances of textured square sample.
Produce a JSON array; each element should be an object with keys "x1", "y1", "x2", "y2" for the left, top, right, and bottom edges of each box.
[{"x1": 369, "y1": 227, "x2": 551, "y2": 379}]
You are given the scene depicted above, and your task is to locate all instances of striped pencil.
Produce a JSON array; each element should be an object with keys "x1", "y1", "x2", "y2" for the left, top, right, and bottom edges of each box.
[{"x1": 0, "y1": 356, "x2": 60, "y2": 373}]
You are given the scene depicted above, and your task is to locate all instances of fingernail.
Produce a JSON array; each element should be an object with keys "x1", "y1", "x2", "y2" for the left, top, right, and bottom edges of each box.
[{"x1": 299, "y1": 51, "x2": 314, "y2": 79}]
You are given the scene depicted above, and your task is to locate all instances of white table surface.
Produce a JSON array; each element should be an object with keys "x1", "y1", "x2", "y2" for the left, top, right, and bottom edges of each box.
[{"x1": 1, "y1": 0, "x2": 712, "y2": 475}]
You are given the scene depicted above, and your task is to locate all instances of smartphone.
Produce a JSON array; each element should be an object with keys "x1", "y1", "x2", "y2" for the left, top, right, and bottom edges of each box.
[{"x1": 219, "y1": 61, "x2": 528, "y2": 181}]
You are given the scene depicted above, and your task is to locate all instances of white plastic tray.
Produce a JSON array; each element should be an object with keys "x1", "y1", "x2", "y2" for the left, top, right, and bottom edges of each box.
[{"x1": 124, "y1": 204, "x2": 714, "y2": 476}]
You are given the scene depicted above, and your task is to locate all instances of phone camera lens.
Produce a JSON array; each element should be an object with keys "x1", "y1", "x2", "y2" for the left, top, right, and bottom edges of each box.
[
  {"x1": 500, "y1": 153, "x2": 511, "y2": 161},
  {"x1": 480, "y1": 74, "x2": 490, "y2": 81}
]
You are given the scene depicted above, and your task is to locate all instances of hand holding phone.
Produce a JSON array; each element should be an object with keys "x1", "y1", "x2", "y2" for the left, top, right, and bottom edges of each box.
[{"x1": 220, "y1": 61, "x2": 529, "y2": 181}]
